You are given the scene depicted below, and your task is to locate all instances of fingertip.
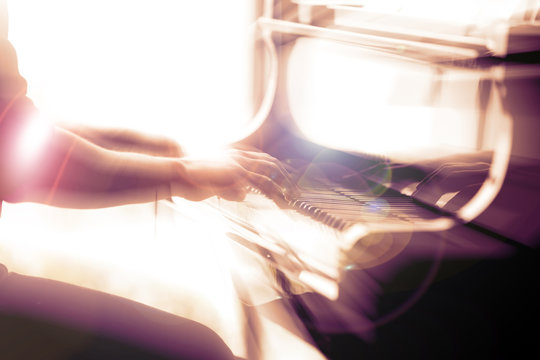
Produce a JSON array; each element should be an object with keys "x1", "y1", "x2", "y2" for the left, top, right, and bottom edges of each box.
[{"x1": 220, "y1": 187, "x2": 248, "y2": 202}]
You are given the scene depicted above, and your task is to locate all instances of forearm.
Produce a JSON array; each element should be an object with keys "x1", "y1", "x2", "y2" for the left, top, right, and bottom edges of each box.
[
  {"x1": 59, "y1": 123, "x2": 183, "y2": 158},
  {"x1": 2, "y1": 122, "x2": 293, "y2": 209},
  {"x1": 4, "y1": 126, "x2": 181, "y2": 208}
]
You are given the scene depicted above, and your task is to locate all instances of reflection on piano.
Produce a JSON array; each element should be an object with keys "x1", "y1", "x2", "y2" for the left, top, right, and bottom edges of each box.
[{"x1": 173, "y1": 1, "x2": 540, "y2": 358}]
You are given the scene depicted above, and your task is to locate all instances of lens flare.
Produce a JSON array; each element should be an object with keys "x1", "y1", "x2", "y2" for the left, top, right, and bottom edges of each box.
[{"x1": 16, "y1": 114, "x2": 52, "y2": 165}]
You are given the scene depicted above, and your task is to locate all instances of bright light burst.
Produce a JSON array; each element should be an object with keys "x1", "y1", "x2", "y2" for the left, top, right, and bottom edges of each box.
[
  {"x1": 15, "y1": 113, "x2": 52, "y2": 164},
  {"x1": 8, "y1": 0, "x2": 255, "y2": 149}
]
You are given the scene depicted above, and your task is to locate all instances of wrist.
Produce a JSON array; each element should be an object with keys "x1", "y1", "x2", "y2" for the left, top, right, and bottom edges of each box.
[
  {"x1": 170, "y1": 159, "x2": 191, "y2": 198},
  {"x1": 173, "y1": 158, "x2": 188, "y2": 181}
]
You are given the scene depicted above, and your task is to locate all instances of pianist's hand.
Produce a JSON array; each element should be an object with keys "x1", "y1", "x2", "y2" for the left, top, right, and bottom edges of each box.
[{"x1": 171, "y1": 149, "x2": 297, "y2": 202}]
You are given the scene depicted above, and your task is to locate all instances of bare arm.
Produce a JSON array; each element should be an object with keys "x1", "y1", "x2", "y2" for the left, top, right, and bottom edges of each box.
[
  {"x1": 58, "y1": 123, "x2": 184, "y2": 158},
  {"x1": 2, "y1": 35, "x2": 295, "y2": 209},
  {"x1": 2, "y1": 125, "x2": 179, "y2": 207},
  {"x1": 2, "y1": 122, "x2": 294, "y2": 209}
]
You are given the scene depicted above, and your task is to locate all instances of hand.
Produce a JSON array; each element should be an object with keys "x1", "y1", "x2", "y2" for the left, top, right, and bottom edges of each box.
[
  {"x1": 229, "y1": 149, "x2": 298, "y2": 200},
  {"x1": 171, "y1": 149, "x2": 298, "y2": 203}
]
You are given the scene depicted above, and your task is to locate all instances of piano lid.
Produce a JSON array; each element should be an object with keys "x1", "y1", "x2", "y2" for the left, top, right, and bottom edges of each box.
[
  {"x1": 262, "y1": 0, "x2": 538, "y2": 162},
  {"x1": 253, "y1": 0, "x2": 540, "y2": 240},
  {"x1": 289, "y1": 0, "x2": 540, "y2": 57}
]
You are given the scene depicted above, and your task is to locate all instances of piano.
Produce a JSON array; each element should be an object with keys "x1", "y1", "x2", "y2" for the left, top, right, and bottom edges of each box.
[
  {"x1": 169, "y1": 1, "x2": 540, "y2": 358},
  {"x1": 1, "y1": 1, "x2": 539, "y2": 359}
]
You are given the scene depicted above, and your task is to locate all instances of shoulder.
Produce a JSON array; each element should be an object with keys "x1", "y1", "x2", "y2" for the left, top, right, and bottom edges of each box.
[
  {"x1": 0, "y1": 37, "x2": 27, "y2": 99},
  {"x1": 0, "y1": 34, "x2": 29, "y2": 139}
]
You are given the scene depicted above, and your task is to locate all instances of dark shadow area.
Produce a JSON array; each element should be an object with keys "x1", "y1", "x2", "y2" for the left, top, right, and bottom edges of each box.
[{"x1": 300, "y1": 249, "x2": 540, "y2": 359}]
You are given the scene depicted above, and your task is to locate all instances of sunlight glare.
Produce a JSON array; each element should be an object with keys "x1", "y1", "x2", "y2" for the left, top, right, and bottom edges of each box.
[
  {"x1": 8, "y1": 0, "x2": 255, "y2": 149},
  {"x1": 287, "y1": 38, "x2": 482, "y2": 160},
  {"x1": 16, "y1": 113, "x2": 52, "y2": 164}
]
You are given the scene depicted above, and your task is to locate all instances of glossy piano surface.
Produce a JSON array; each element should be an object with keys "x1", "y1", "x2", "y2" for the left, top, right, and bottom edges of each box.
[{"x1": 219, "y1": 1, "x2": 540, "y2": 358}]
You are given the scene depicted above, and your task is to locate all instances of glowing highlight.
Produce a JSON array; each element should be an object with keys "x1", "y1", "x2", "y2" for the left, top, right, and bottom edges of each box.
[{"x1": 16, "y1": 114, "x2": 52, "y2": 163}]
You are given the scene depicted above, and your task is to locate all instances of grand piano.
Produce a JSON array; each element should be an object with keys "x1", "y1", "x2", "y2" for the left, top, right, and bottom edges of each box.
[
  {"x1": 186, "y1": 0, "x2": 540, "y2": 358},
  {"x1": 1, "y1": 0, "x2": 540, "y2": 359}
]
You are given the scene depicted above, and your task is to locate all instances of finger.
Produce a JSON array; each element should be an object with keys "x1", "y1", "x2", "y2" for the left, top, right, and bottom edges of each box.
[
  {"x1": 205, "y1": 167, "x2": 250, "y2": 201},
  {"x1": 173, "y1": 183, "x2": 215, "y2": 201},
  {"x1": 245, "y1": 172, "x2": 294, "y2": 207},
  {"x1": 242, "y1": 152, "x2": 297, "y2": 189},
  {"x1": 234, "y1": 156, "x2": 286, "y2": 183},
  {"x1": 232, "y1": 152, "x2": 297, "y2": 194},
  {"x1": 251, "y1": 161, "x2": 297, "y2": 197},
  {"x1": 218, "y1": 186, "x2": 248, "y2": 202},
  {"x1": 169, "y1": 142, "x2": 184, "y2": 157},
  {"x1": 232, "y1": 149, "x2": 288, "y2": 173},
  {"x1": 230, "y1": 143, "x2": 260, "y2": 153}
]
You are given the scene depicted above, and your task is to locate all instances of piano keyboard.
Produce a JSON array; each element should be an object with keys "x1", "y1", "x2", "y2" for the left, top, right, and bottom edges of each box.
[
  {"x1": 247, "y1": 180, "x2": 442, "y2": 237},
  {"x1": 167, "y1": 182, "x2": 449, "y2": 299},
  {"x1": 286, "y1": 186, "x2": 440, "y2": 231}
]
